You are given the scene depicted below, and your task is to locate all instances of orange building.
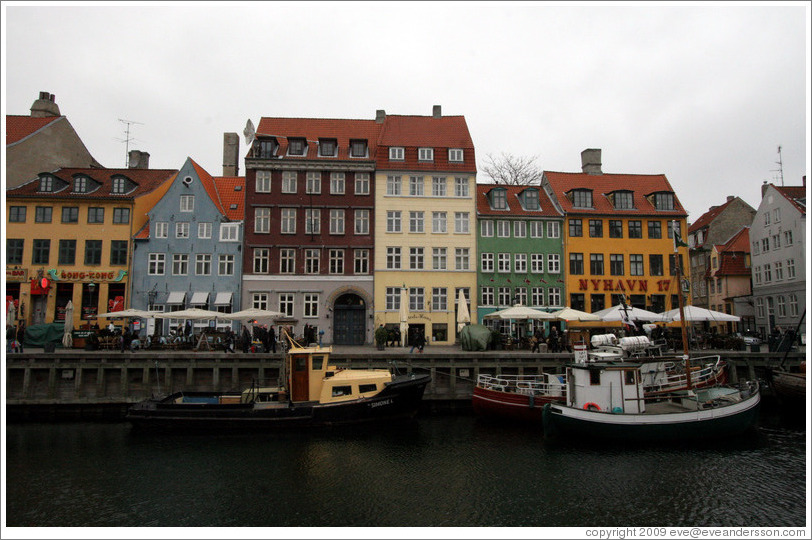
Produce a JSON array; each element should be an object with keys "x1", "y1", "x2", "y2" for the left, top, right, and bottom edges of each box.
[
  {"x1": 542, "y1": 149, "x2": 690, "y2": 316},
  {"x1": 6, "y1": 164, "x2": 177, "y2": 329}
]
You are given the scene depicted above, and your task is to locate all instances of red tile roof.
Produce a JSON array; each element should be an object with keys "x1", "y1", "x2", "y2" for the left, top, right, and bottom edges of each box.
[
  {"x1": 6, "y1": 115, "x2": 63, "y2": 145},
  {"x1": 713, "y1": 227, "x2": 750, "y2": 277},
  {"x1": 376, "y1": 115, "x2": 476, "y2": 173},
  {"x1": 775, "y1": 184, "x2": 806, "y2": 215},
  {"x1": 6, "y1": 167, "x2": 179, "y2": 199},
  {"x1": 477, "y1": 183, "x2": 561, "y2": 217},
  {"x1": 688, "y1": 198, "x2": 735, "y2": 233},
  {"x1": 255, "y1": 117, "x2": 382, "y2": 160},
  {"x1": 190, "y1": 160, "x2": 245, "y2": 221},
  {"x1": 542, "y1": 171, "x2": 687, "y2": 217}
]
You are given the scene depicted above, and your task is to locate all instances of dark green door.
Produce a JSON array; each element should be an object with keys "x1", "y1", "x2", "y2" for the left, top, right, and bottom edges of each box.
[{"x1": 333, "y1": 293, "x2": 366, "y2": 345}]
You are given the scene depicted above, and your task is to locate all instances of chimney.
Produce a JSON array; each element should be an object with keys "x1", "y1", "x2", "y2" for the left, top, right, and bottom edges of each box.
[
  {"x1": 761, "y1": 180, "x2": 770, "y2": 198},
  {"x1": 727, "y1": 196, "x2": 735, "y2": 202},
  {"x1": 30, "y1": 91, "x2": 60, "y2": 117},
  {"x1": 222, "y1": 132, "x2": 239, "y2": 176},
  {"x1": 128, "y1": 150, "x2": 150, "y2": 169},
  {"x1": 581, "y1": 148, "x2": 602, "y2": 175},
  {"x1": 375, "y1": 109, "x2": 386, "y2": 124},
  {"x1": 433, "y1": 105, "x2": 442, "y2": 118}
]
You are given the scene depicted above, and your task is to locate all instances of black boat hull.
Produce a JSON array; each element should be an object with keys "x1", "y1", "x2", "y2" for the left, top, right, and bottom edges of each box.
[{"x1": 126, "y1": 374, "x2": 430, "y2": 430}]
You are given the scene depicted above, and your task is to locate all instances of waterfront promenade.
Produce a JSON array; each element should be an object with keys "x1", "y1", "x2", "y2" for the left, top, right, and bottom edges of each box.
[{"x1": 5, "y1": 343, "x2": 805, "y2": 421}]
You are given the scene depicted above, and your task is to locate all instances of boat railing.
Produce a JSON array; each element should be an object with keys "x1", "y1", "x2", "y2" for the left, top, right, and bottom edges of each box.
[
  {"x1": 477, "y1": 373, "x2": 566, "y2": 396},
  {"x1": 241, "y1": 377, "x2": 283, "y2": 404},
  {"x1": 647, "y1": 355, "x2": 724, "y2": 391}
]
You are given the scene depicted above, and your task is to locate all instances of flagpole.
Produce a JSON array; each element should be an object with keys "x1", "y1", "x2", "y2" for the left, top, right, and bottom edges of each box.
[{"x1": 673, "y1": 220, "x2": 692, "y2": 389}]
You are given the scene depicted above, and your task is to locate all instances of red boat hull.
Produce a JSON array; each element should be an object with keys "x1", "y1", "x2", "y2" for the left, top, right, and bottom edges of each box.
[{"x1": 472, "y1": 386, "x2": 564, "y2": 422}]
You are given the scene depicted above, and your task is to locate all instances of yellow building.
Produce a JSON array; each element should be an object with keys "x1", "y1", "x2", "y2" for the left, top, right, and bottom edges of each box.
[
  {"x1": 373, "y1": 107, "x2": 477, "y2": 345},
  {"x1": 5, "y1": 165, "x2": 176, "y2": 332},
  {"x1": 542, "y1": 149, "x2": 690, "y2": 317}
]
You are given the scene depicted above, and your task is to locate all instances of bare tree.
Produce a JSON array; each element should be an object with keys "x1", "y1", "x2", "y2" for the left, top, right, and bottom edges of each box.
[{"x1": 480, "y1": 153, "x2": 544, "y2": 186}]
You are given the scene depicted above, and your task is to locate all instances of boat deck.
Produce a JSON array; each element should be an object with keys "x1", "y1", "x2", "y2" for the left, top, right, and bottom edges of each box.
[{"x1": 644, "y1": 401, "x2": 690, "y2": 414}]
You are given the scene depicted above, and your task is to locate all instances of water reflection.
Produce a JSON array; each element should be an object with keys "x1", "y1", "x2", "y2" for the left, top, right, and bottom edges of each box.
[{"x1": 5, "y1": 410, "x2": 806, "y2": 527}]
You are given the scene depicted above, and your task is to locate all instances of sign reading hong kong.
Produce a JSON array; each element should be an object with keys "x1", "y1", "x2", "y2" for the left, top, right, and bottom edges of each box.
[
  {"x1": 576, "y1": 279, "x2": 672, "y2": 292},
  {"x1": 47, "y1": 269, "x2": 128, "y2": 282}
]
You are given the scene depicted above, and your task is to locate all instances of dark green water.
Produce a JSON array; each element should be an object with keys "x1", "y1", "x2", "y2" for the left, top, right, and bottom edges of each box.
[{"x1": 4, "y1": 409, "x2": 807, "y2": 527}]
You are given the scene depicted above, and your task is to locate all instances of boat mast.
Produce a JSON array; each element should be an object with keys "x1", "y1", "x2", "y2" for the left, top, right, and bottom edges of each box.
[{"x1": 673, "y1": 220, "x2": 692, "y2": 389}]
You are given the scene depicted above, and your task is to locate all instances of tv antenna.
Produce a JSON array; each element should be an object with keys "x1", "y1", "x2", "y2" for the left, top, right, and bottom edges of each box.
[
  {"x1": 772, "y1": 145, "x2": 784, "y2": 186},
  {"x1": 117, "y1": 118, "x2": 144, "y2": 167}
]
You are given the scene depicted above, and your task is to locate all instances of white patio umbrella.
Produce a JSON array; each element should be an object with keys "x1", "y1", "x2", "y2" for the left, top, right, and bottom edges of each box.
[
  {"x1": 399, "y1": 286, "x2": 409, "y2": 345},
  {"x1": 62, "y1": 300, "x2": 74, "y2": 348},
  {"x1": 219, "y1": 308, "x2": 285, "y2": 322},
  {"x1": 456, "y1": 289, "x2": 471, "y2": 332},
  {"x1": 483, "y1": 304, "x2": 557, "y2": 320},
  {"x1": 7, "y1": 300, "x2": 16, "y2": 327},
  {"x1": 155, "y1": 307, "x2": 222, "y2": 320},
  {"x1": 551, "y1": 306, "x2": 602, "y2": 322},
  {"x1": 658, "y1": 305, "x2": 741, "y2": 323},
  {"x1": 592, "y1": 304, "x2": 662, "y2": 323},
  {"x1": 95, "y1": 308, "x2": 158, "y2": 319}
]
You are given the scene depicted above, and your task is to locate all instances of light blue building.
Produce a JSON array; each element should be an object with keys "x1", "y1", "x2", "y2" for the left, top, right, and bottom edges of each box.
[{"x1": 131, "y1": 157, "x2": 245, "y2": 336}]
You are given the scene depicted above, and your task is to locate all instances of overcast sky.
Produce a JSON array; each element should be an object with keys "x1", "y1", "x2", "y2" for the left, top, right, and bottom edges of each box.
[{"x1": 3, "y1": 1, "x2": 809, "y2": 221}]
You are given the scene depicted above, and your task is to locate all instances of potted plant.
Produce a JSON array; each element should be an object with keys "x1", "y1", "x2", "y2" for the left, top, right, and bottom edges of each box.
[{"x1": 374, "y1": 325, "x2": 389, "y2": 351}]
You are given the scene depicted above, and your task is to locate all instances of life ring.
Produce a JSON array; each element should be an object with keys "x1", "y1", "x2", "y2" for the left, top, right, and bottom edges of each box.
[{"x1": 583, "y1": 402, "x2": 601, "y2": 411}]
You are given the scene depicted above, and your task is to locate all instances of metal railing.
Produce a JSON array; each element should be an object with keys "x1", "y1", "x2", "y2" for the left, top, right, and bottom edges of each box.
[{"x1": 476, "y1": 373, "x2": 567, "y2": 397}]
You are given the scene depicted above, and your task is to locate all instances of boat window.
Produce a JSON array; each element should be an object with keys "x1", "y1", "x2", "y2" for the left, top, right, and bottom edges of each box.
[
  {"x1": 312, "y1": 355, "x2": 325, "y2": 371},
  {"x1": 589, "y1": 370, "x2": 601, "y2": 385},
  {"x1": 294, "y1": 357, "x2": 307, "y2": 372},
  {"x1": 332, "y1": 385, "x2": 352, "y2": 397},
  {"x1": 625, "y1": 370, "x2": 637, "y2": 385},
  {"x1": 359, "y1": 384, "x2": 377, "y2": 393}
]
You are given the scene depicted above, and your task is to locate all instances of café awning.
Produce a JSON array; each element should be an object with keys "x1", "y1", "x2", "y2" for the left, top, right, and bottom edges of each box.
[{"x1": 166, "y1": 291, "x2": 186, "y2": 305}]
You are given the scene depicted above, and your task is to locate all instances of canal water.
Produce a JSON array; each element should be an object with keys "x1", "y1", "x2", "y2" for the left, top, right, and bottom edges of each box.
[{"x1": 4, "y1": 406, "x2": 807, "y2": 529}]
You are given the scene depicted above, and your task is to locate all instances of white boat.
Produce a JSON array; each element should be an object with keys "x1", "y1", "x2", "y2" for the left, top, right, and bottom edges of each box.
[{"x1": 541, "y1": 359, "x2": 760, "y2": 441}]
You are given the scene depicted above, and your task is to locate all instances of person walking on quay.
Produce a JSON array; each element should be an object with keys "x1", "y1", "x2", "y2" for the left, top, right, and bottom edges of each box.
[
  {"x1": 410, "y1": 331, "x2": 426, "y2": 354},
  {"x1": 548, "y1": 326, "x2": 560, "y2": 353},
  {"x1": 120, "y1": 327, "x2": 131, "y2": 352},
  {"x1": 17, "y1": 321, "x2": 25, "y2": 352},
  {"x1": 241, "y1": 325, "x2": 251, "y2": 353},
  {"x1": 268, "y1": 325, "x2": 277, "y2": 353}
]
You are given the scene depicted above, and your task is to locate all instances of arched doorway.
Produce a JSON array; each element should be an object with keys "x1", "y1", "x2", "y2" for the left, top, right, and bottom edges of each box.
[{"x1": 333, "y1": 293, "x2": 367, "y2": 345}]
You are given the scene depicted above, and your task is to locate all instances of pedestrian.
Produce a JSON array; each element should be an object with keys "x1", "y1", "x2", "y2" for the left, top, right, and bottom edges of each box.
[
  {"x1": 120, "y1": 327, "x2": 131, "y2": 352},
  {"x1": 268, "y1": 325, "x2": 276, "y2": 353},
  {"x1": 548, "y1": 326, "x2": 560, "y2": 353},
  {"x1": 242, "y1": 325, "x2": 251, "y2": 353},
  {"x1": 410, "y1": 331, "x2": 426, "y2": 353},
  {"x1": 18, "y1": 321, "x2": 26, "y2": 352}
]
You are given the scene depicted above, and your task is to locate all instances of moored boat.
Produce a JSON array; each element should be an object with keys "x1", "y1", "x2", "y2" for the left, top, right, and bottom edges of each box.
[
  {"x1": 127, "y1": 336, "x2": 431, "y2": 430},
  {"x1": 541, "y1": 359, "x2": 760, "y2": 442},
  {"x1": 471, "y1": 333, "x2": 727, "y2": 422},
  {"x1": 769, "y1": 363, "x2": 806, "y2": 411}
]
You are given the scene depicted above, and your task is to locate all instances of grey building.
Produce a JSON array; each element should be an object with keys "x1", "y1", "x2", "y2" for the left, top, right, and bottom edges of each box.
[
  {"x1": 687, "y1": 196, "x2": 756, "y2": 308},
  {"x1": 749, "y1": 180, "x2": 806, "y2": 337},
  {"x1": 131, "y1": 157, "x2": 245, "y2": 336}
]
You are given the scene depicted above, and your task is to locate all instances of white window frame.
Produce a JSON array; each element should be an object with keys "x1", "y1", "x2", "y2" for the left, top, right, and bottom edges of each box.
[
  {"x1": 255, "y1": 207, "x2": 271, "y2": 234},
  {"x1": 305, "y1": 249, "x2": 320, "y2": 274},
  {"x1": 389, "y1": 147, "x2": 404, "y2": 160},
  {"x1": 282, "y1": 171, "x2": 297, "y2": 193},
  {"x1": 497, "y1": 253, "x2": 511, "y2": 273},
  {"x1": 409, "y1": 176, "x2": 424, "y2": 196},
  {"x1": 172, "y1": 253, "x2": 189, "y2": 276},
  {"x1": 454, "y1": 177, "x2": 469, "y2": 197},
  {"x1": 418, "y1": 147, "x2": 434, "y2": 161},
  {"x1": 281, "y1": 208, "x2": 297, "y2": 234},
  {"x1": 306, "y1": 171, "x2": 321, "y2": 194},
  {"x1": 355, "y1": 173, "x2": 370, "y2": 195},
  {"x1": 198, "y1": 222, "x2": 212, "y2": 239},
  {"x1": 305, "y1": 208, "x2": 321, "y2": 235},
  {"x1": 218, "y1": 254, "x2": 235, "y2": 276},
  {"x1": 547, "y1": 221, "x2": 560, "y2": 238},
  {"x1": 433, "y1": 247, "x2": 447, "y2": 270},
  {"x1": 548, "y1": 254, "x2": 561, "y2": 273},
  {"x1": 530, "y1": 254, "x2": 544, "y2": 273},
  {"x1": 330, "y1": 172, "x2": 345, "y2": 195},
  {"x1": 454, "y1": 212, "x2": 469, "y2": 234},
  {"x1": 148, "y1": 253, "x2": 165, "y2": 275},
  {"x1": 253, "y1": 248, "x2": 270, "y2": 274},
  {"x1": 195, "y1": 254, "x2": 212, "y2": 276},
  {"x1": 354, "y1": 249, "x2": 369, "y2": 274},
  {"x1": 410, "y1": 247, "x2": 424, "y2": 270},
  {"x1": 329, "y1": 209, "x2": 345, "y2": 235},
  {"x1": 448, "y1": 148, "x2": 464, "y2": 162},
  {"x1": 304, "y1": 294, "x2": 320, "y2": 318},
  {"x1": 279, "y1": 293, "x2": 295, "y2": 317},
  {"x1": 387, "y1": 211, "x2": 402, "y2": 233},
  {"x1": 496, "y1": 220, "x2": 510, "y2": 238},
  {"x1": 481, "y1": 253, "x2": 494, "y2": 273},
  {"x1": 386, "y1": 247, "x2": 401, "y2": 269},
  {"x1": 432, "y1": 212, "x2": 447, "y2": 233},
  {"x1": 432, "y1": 176, "x2": 447, "y2": 196},
  {"x1": 176, "y1": 222, "x2": 190, "y2": 239},
  {"x1": 410, "y1": 211, "x2": 424, "y2": 233},
  {"x1": 256, "y1": 170, "x2": 272, "y2": 193},
  {"x1": 280, "y1": 249, "x2": 295, "y2": 274},
  {"x1": 455, "y1": 248, "x2": 470, "y2": 270},
  {"x1": 386, "y1": 175, "x2": 402, "y2": 196},
  {"x1": 329, "y1": 249, "x2": 344, "y2": 275},
  {"x1": 515, "y1": 253, "x2": 527, "y2": 273},
  {"x1": 481, "y1": 220, "x2": 494, "y2": 238},
  {"x1": 180, "y1": 195, "x2": 194, "y2": 212},
  {"x1": 220, "y1": 223, "x2": 239, "y2": 241},
  {"x1": 514, "y1": 221, "x2": 527, "y2": 238},
  {"x1": 155, "y1": 222, "x2": 168, "y2": 238},
  {"x1": 355, "y1": 209, "x2": 370, "y2": 235}
]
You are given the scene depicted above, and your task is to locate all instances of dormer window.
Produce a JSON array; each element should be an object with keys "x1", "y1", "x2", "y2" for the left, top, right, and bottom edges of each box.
[
  {"x1": 319, "y1": 138, "x2": 337, "y2": 157},
  {"x1": 418, "y1": 148, "x2": 434, "y2": 162},
  {"x1": 612, "y1": 190, "x2": 634, "y2": 210},
  {"x1": 73, "y1": 176, "x2": 88, "y2": 193},
  {"x1": 389, "y1": 147, "x2": 404, "y2": 160},
  {"x1": 288, "y1": 138, "x2": 307, "y2": 156},
  {"x1": 112, "y1": 177, "x2": 128, "y2": 194},
  {"x1": 257, "y1": 138, "x2": 278, "y2": 159},
  {"x1": 572, "y1": 189, "x2": 593, "y2": 208},
  {"x1": 490, "y1": 188, "x2": 508, "y2": 210},
  {"x1": 39, "y1": 175, "x2": 54, "y2": 192},
  {"x1": 449, "y1": 148, "x2": 464, "y2": 162},
  {"x1": 521, "y1": 188, "x2": 540, "y2": 210},
  {"x1": 350, "y1": 140, "x2": 368, "y2": 158},
  {"x1": 654, "y1": 192, "x2": 675, "y2": 211}
]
